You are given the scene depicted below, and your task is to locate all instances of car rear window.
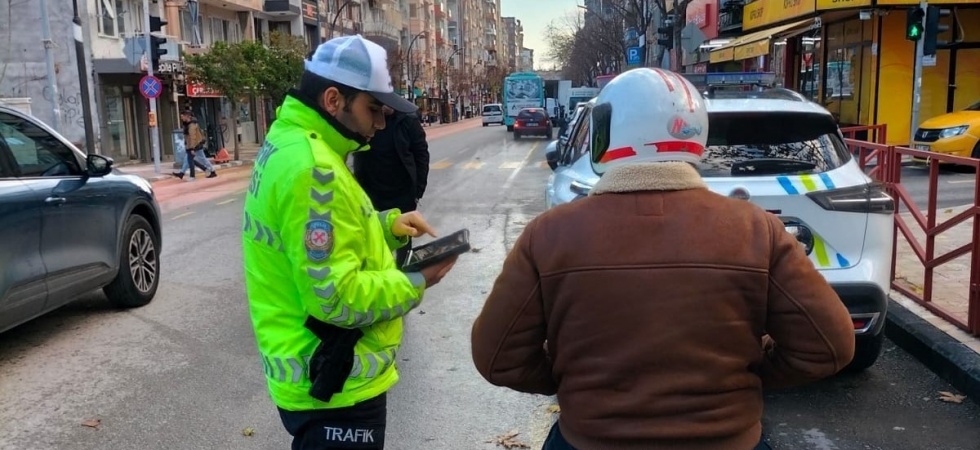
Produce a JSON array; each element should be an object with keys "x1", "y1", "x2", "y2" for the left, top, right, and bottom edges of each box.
[
  {"x1": 519, "y1": 110, "x2": 546, "y2": 120},
  {"x1": 697, "y1": 112, "x2": 852, "y2": 177},
  {"x1": 483, "y1": 105, "x2": 501, "y2": 113}
]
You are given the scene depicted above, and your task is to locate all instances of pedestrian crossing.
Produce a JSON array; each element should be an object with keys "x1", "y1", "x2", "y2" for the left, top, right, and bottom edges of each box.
[{"x1": 430, "y1": 159, "x2": 551, "y2": 170}]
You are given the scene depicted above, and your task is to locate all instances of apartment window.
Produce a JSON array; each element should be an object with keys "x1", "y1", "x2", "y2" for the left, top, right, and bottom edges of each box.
[
  {"x1": 410, "y1": 4, "x2": 418, "y2": 18},
  {"x1": 97, "y1": 0, "x2": 123, "y2": 37},
  {"x1": 181, "y1": 9, "x2": 194, "y2": 43}
]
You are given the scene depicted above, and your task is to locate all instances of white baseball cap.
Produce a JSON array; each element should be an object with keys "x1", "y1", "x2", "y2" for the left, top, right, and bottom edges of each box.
[{"x1": 305, "y1": 35, "x2": 418, "y2": 113}]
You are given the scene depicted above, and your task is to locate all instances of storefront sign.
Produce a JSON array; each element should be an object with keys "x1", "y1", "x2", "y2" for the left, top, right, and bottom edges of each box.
[
  {"x1": 877, "y1": 0, "x2": 973, "y2": 4},
  {"x1": 816, "y1": 0, "x2": 871, "y2": 11},
  {"x1": 186, "y1": 82, "x2": 222, "y2": 98},
  {"x1": 710, "y1": 47, "x2": 734, "y2": 63},
  {"x1": 156, "y1": 60, "x2": 184, "y2": 74},
  {"x1": 302, "y1": 0, "x2": 317, "y2": 21},
  {"x1": 733, "y1": 39, "x2": 770, "y2": 60},
  {"x1": 743, "y1": 0, "x2": 816, "y2": 31},
  {"x1": 687, "y1": 0, "x2": 719, "y2": 40}
]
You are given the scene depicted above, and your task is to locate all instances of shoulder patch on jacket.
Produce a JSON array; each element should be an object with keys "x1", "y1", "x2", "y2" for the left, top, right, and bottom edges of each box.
[{"x1": 305, "y1": 220, "x2": 334, "y2": 261}]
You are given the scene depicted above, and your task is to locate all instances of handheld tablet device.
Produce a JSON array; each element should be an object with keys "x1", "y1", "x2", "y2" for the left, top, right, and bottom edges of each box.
[{"x1": 401, "y1": 229, "x2": 470, "y2": 272}]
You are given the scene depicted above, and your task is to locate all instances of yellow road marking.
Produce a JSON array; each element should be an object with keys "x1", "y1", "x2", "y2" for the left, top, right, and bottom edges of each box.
[
  {"x1": 217, "y1": 198, "x2": 236, "y2": 205},
  {"x1": 171, "y1": 211, "x2": 194, "y2": 220},
  {"x1": 499, "y1": 162, "x2": 522, "y2": 169},
  {"x1": 431, "y1": 159, "x2": 453, "y2": 169},
  {"x1": 462, "y1": 161, "x2": 485, "y2": 169}
]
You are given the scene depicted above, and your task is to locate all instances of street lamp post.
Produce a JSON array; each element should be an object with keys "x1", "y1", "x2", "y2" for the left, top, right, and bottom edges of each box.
[
  {"x1": 405, "y1": 31, "x2": 426, "y2": 101},
  {"x1": 330, "y1": 0, "x2": 357, "y2": 39},
  {"x1": 442, "y1": 45, "x2": 462, "y2": 122}
]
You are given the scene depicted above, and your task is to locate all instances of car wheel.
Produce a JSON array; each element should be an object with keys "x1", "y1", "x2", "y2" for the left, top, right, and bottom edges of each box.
[
  {"x1": 104, "y1": 215, "x2": 160, "y2": 308},
  {"x1": 483, "y1": 123, "x2": 487, "y2": 127},
  {"x1": 513, "y1": 132, "x2": 520, "y2": 140},
  {"x1": 971, "y1": 142, "x2": 980, "y2": 159},
  {"x1": 845, "y1": 332, "x2": 884, "y2": 372},
  {"x1": 547, "y1": 131, "x2": 553, "y2": 140}
]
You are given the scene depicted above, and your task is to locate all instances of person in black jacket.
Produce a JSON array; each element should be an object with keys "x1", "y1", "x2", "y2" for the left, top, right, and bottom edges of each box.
[{"x1": 353, "y1": 108, "x2": 430, "y2": 266}]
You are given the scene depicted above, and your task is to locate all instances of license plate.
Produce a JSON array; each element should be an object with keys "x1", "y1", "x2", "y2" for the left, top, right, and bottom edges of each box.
[
  {"x1": 527, "y1": 122, "x2": 538, "y2": 126},
  {"x1": 914, "y1": 144, "x2": 930, "y2": 151}
]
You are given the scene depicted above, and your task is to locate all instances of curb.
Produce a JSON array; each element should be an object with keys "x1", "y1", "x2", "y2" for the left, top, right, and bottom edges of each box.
[{"x1": 884, "y1": 297, "x2": 980, "y2": 400}]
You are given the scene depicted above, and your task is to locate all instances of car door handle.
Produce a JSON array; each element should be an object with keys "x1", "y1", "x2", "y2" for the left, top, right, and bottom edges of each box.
[{"x1": 45, "y1": 196, "x2": 67, "y2": 205}]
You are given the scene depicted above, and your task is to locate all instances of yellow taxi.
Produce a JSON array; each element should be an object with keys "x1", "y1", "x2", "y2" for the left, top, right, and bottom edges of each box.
[{"x1": 911, "y1": 101, "x2": 980, "y2": 158}]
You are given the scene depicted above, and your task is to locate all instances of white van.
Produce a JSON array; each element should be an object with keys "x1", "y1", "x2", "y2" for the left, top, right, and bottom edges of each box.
[{"x1": 482, "y1": 103, "x2": 504, "y2": 126}]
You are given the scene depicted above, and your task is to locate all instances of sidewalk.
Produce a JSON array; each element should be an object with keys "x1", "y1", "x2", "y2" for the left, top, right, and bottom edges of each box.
[
  {"x1": 116, "y1": 118, "x2": 482, "y2": 184},
  {"x1": 888, "y1": 205, "x2": 980, "y2": 401},
  {"x1": 115, "y1": 143, "x2": 261, "y2": 183}
]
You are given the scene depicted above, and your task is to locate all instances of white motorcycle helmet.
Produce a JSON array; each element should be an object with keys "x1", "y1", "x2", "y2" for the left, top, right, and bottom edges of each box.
[{"x1": 589, "y1": 68, "x2": 709, "y2": 175}]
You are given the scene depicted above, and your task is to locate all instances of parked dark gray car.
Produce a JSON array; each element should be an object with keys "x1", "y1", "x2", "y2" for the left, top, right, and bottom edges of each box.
[{"x1": 0, "y1": 106, "x2": 162, "y2": 333}]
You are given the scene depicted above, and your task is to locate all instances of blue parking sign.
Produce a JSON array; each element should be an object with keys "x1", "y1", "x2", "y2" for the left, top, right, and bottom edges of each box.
[{"x1": 627, "y1": 47, "x2": 641, "y2": 66}]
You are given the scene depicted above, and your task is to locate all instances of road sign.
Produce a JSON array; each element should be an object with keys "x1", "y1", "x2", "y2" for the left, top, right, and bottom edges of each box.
[
  {"x1": 627, "y1": 46, "x2": 641, "y2": 66},
  {"x1": 139, "y1": 75, "x2": 163, "y2": 99}
]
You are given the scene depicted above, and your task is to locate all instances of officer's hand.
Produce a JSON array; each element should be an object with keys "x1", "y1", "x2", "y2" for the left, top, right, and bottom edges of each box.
[
  {"x1": 392, "y1": 211, "x2": 436, "y2": 238},
  {"x1": 420, "y1": 255, "x2": 458, "y2": 288}
]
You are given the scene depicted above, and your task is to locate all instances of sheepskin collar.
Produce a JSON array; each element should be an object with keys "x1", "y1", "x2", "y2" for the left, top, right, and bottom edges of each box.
[{"x1": 590, "y1": 162, "x2": 707, "y2": 195}]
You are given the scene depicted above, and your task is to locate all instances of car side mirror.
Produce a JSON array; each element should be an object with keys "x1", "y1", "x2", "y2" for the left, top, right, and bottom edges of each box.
[
  {"x1": 87, "y1": 154, "x2": 114, "y2": 177},
  {"x1": 545, "y1": 148, "x2": 559, "y2": 171}
]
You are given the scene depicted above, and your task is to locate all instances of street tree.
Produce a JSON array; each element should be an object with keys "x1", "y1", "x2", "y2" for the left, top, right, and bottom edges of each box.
[
  {"x1": 543, "y1": 11, "x2": 583, "y2": 70},
  {"x1": 671, "y1": 0, "x2": 695, "y2": 71},
  {"x1": 606, "y1": 0, "x2": 659, "y2": 68},
  {"x1": 254, "y1": 31, "x2": 307, "y2": 108},
  {"x1": 184, "y1": 40, "x2": 260, "y2": 161}
]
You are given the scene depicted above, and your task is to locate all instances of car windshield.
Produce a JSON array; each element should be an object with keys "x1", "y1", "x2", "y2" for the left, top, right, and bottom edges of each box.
[
  {"x1": 519, "y1": 110, "x2": 546, "y2": 120},
  {"x1": 484, "y1": 105, "x2": 501, "y2": 113},
  {"x1": 698, "y1": 112, "x2": 851, "y2": 177}
]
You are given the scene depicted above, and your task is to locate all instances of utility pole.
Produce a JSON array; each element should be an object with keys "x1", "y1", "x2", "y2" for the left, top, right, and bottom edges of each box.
[
  {"x1": 72, "y1": 0, "x2": 97, "y2": 153},
  {"x1": 143, "y1": 0, "x2": 162, "y2": 173},
  {"x1": 909, "y1": 0, "x2": 927, "y2": 144},
  {"x1": 39, "y1": 0, "x2": 62, "y2": 132}
]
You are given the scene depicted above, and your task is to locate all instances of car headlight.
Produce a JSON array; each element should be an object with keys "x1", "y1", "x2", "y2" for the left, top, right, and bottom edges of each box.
[
  {"x1": 784, "y1": 222, "x2": 814, "y2": 255},
  {"x1": 939, "y1": 125, "x2": 969, "y2": 139}
]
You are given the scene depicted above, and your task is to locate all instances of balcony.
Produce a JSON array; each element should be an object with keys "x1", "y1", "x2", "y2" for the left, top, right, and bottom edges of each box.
[
  {"x1": 264, "y1": 0, "x2": 301, "y2": 15},
  {"x1": 718, "y1": 0, "x2": 745, "y2": 33}
]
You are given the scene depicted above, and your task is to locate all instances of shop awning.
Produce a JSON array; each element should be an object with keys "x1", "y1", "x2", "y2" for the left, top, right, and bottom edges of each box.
[{"x1": 710, "y1": 18, "x2": 815, "y2": 63}]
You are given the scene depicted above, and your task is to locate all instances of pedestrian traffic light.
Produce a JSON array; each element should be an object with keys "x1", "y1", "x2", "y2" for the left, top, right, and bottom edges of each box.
[
  {"x1": 923, "y1": 6, "x2": 951, "y2": 56},
  {"x1": 657, "y1": 16, "x2": 674, "y2": 50},
  {"x1": 905, "y1": 7, "x2": 924, "y2": 41},
  {"x1": 149, "y1": 15, "x2": 168, "y2": 70}
]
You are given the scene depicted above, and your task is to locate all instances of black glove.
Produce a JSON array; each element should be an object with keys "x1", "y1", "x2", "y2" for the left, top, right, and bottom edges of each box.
[{"x1": 304, "y1": 316, "x2": 364, "y2": 403}]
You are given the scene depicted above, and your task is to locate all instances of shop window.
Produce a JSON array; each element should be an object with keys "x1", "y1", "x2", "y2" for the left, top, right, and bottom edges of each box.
[{"x1": 822, "y1": 19, "x2": 871, "y2": 126}]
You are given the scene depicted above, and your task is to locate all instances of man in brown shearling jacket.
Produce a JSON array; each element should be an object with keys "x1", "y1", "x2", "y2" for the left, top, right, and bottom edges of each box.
[{"x1": 471, "y1": 68, "x2": 855, "y2": 450}]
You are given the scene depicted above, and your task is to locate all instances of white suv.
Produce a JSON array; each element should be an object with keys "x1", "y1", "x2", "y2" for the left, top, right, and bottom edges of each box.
[
  {"x1": 544, "y1": 88, "x2": 894, "y2": 371},
  {"x1": 482, "y1": 103, "x2": 504, "y2": 126}
]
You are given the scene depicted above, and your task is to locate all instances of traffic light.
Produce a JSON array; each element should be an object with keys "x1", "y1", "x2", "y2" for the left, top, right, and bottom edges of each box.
[
  {"x1": 148, "y1": 15, "x2": 168, "y2": 70},
  {"x1": 924, "y1": 6, "x2": 951, "y2": 56},
  {"x1": 905, "y1": 7, "x2": 924, "y2": 41},
  {"x1": 657, "y1": 14, "x2": 675, "y2": 50}
]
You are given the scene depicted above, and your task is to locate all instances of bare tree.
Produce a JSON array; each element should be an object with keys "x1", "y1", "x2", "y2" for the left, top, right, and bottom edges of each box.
[
  {"x1": 605, "y1": 0, "x2": 659, "y2": 67},
  {"x1": 543, "y1": 11, "x2": 584, "y2": 70}
]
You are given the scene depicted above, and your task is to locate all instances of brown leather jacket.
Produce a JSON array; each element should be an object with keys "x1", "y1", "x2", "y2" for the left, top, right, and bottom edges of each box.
[{"x1": 471, "y1": 162, "x2": 855, "y2": 450}]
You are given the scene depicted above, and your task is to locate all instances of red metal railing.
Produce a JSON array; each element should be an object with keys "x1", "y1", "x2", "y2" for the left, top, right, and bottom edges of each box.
[{"x1": 843, "y1": 124, "x2": 980, "y2": 335}]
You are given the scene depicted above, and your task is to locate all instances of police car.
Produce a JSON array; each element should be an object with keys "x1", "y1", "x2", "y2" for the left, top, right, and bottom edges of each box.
[{"x1": 544, "y1": 74, "x2": 894, "y2": 371}]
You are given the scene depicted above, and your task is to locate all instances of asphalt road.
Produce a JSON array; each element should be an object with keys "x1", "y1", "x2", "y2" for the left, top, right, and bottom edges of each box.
[
  {"x1": 1, "y1": 124, "x2": 978, "y2": 450},
  {"x1": 896, "y1": 162, "x2": 978, "y2": 210}
]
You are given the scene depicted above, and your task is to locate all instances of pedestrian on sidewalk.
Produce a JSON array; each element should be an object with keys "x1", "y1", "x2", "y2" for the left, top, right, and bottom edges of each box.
[
  {"x1": 471, "y1": 68, "x2": 855, "y2": 450},
  {"x1": 353, "y1": 107, "x2": 430, "y2": 267},
  {"x1": 173, "y1": 109, "x2": 217, "y2": 180},
  {"x1": 242, "y1": 35, "x2": 457, "y2": 450}
]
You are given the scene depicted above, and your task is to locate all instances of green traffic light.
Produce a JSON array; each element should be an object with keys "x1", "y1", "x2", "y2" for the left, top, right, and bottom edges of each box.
[{"x1": 908, "y1": 23, "x2": 923, "y2": 40}]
